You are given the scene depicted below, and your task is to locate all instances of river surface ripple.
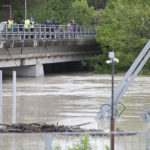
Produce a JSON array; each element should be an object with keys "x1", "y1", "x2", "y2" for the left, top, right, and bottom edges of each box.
[{"x1": 2, "y1": 72, "x2": 150, "y2": 131}]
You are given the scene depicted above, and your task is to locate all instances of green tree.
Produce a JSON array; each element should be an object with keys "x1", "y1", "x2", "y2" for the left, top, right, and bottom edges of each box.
[
  {"x1": 11, "y1": 0, "x2": 27, "y2": 22},
  {"x1": 30, "y1": 0, "x2": 73, "y2": 24},
  {"x1": 87, "y1": 0, "x2": 107, "y2": 9},
  {"x1": 84, "y1": 0, "x2": 150, "y2": 74},
  {"x1": 1, "y1": 0, "x2": 95, "y2": 25},
  {"x1": 10, "y1": 0, "x2": 73, "y2": 23},
  {"x1": 72, "y1": 0, "x2": 95, "y2": 25}
]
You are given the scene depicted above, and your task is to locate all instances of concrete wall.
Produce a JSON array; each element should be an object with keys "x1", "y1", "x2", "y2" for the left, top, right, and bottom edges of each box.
[{"x1": 0, "y1": 39, "x2": 98, "y2": 50}]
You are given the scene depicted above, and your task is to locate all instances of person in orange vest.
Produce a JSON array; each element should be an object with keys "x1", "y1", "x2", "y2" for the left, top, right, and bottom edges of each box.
[{"x1": 7, "y1": 16, "x2": 14, "y2": 30}]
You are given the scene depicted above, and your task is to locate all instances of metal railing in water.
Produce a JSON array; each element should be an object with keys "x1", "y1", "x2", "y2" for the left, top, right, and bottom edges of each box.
[
  {"x1": 0, "y1": 131, "x2": 149, "y2": 150},
  {"x1": 0, "y1": 24, "x2": 96, "y2": 41}
]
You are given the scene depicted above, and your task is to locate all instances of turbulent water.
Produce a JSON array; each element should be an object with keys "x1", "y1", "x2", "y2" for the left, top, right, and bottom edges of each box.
[
  {"x1": 1, "y1": 72, "x2": 150, "y2": 149},
  {"x1": 2, "y1": 72, "x2": 150, "y2": 130}
]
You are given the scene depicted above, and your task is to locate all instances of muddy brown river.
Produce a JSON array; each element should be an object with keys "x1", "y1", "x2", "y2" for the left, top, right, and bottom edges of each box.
[{"x1": 0, "y1": 72, "x2": 150, "y2": 149}]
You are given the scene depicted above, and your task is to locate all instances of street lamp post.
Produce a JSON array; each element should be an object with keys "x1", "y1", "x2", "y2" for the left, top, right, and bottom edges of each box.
[
  {"x1": 106, "y1": 51, "x2": 119, "y2": 150},
  {"x1": 25, "y1": 0, "x2": 27, "y2": 20},
  {"x1": 110, "y1": 51, "x2": 115, "y2": 150}
]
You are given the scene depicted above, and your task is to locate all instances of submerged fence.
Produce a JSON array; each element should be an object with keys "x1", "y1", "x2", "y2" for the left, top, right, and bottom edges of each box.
[
  {"x1": 0, "y1": 131, "x2": 149, "y2": 150},
  {"x1": 0, "y1": 24, "x2": 95, "y2": 40}
]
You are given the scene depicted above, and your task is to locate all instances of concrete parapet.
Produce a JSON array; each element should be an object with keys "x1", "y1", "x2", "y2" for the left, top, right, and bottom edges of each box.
[{"x1": 0, "y1": 39, "x2": 98, "y2": 49}]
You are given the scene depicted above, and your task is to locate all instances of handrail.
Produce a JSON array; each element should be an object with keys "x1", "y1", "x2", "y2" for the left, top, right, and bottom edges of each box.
[{"x1": 0, "y1": 24, "x2": 96, "y2": 40}]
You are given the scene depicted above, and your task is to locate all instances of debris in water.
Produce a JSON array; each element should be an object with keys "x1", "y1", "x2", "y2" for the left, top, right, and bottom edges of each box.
[
  {"x1": 0, "y1": 123, "x2": 136, "y2": 136},
  {"x1": 0, "y1": 123, "x2": 102, "y2": 133}
]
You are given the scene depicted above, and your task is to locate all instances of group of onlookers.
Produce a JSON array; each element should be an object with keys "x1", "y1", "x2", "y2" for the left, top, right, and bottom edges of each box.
[
  {"x1": 5, "y1": 16, "x2": 81, "y2": 39},
  {"x1": 68, "y1": 20, "x2": 80, "y2": 32},
  {"x1": 7, "y1": 16, "x2": 34, "y2": 32},
  {"x1": 7, "y1": 16, "x2": 79, "y2": 32},
  {"x1": 67, "y1": 20, "x2": 80, "y2": 39}
]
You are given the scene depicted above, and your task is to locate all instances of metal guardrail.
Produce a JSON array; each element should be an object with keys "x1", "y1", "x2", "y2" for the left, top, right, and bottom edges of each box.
[
  {"x1": 0, "y1": 131, "x2": 149, "y2": 150},
  {"x1": 0, "y1": 24, "x2": 95, "y2": 40}
]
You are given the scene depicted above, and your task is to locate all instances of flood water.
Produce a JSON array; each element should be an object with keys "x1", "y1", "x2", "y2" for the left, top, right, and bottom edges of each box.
[
  {"x1": 2, "y1": 72, "x2": 150, "y2": 130},
  {"x1": 1, "y1": 72, "x2": 150, "y2": 149}
]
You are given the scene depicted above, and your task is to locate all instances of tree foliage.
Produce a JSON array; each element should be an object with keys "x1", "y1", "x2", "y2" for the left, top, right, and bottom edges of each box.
[
  {"x1": 84, "y1": 0, "x2": 150, "y2": 74},
  {"x1": 29, "y1": 0, "x2": 73, "y2": 24},
  {"x1": 0, "y1": 0, "x2": 95, "y2": 25},
  {"x1": 72, "y1": 0, "x2": 95, "y2": 25},
  {"x1": 87, "y1": 0, "x2": 107, "y2": 9}
]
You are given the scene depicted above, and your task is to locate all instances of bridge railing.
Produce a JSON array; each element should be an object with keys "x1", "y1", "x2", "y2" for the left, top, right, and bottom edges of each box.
[
  {"x1": 0, "y1": 131, "x2": 148, "y2": 150},
  {"x1": 0, "y1": 24, "x2": 96, "y2": 41}
]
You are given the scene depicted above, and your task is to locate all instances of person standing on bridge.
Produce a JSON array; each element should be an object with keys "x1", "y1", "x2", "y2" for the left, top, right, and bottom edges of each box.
[
  {"x1": 68, "y1": 22, "x2": 72, "y2": 39},
  {"x1": 7, "y1": 16, "x2": 14, "y2": 30},
  {"x1": 24, "y1": 18, "x2": 30, "y2": 39},
  {"x1": 30, "y1": 18, "x2": 34, "y2": 39},
  {"x1": 7, "y1": 16, "x2": 15, "y2": 39},
  {"x1": 71, "y1": 19, "x2": 78, "y2": 39}
]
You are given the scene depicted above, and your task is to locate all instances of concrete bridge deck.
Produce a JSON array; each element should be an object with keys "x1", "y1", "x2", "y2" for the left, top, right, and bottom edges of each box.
[{"x1": 0, "y1": 39, "x2": 99, "y2": 77}]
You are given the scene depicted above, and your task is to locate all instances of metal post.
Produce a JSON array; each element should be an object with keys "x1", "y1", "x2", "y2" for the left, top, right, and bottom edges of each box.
[
  {"x1": 39, "y1": 24, "x2": 42, "y2": 39},
  {"x1": 12, "y1": 136, "x2": 16, "y2": 150},
  {"x1": 0, "y1": 70, "x2": 2, "y2": 123},
  {"x1": 49, "y1": 26, "x2": 51, "y2": 39},
  {"x1": 63, "y1": 26, "x2": 65, "y2": 39},
  {"x1": 11, "y1": 24, "x2": 13, "y2": 40},
  {"x1": 54, "y1": 26, "x2": 56, "y2": 39},
  {"x1": 0, "y1": 30, "x2": 1, "y2": 41},
  {"x1": 45, "y1": 134, "x2": 52, "y2": 150},
  {"x1": 25, "y1": 0, "x2": 27, "y2": 20},
  {"x1": 10, "y1": 5, "x2": 12, "y2": 17},
  {"x1": 12, "y1": 71, "x2": 16, "y2": 124},
  {"x1": 80, "y1": 26, "x2": 82, "y2": 39},
  {"x1": 23, "y1": 25, "x2": 25, "y2": 39},
  {"x1": 146, "y1": 132, "x2": 150, "y2": 150},
  {"x1": 91, "y1": 25, "x2": 94, "y2": 39},
  {"x1": 110, "y1": 51, "x2": 115, "y2": 150},
  {"x1": 34, "y1": 26, "x2": 36, "y2": 40},
  {"x1": 87, "y1": 25, "x2": 89, "y2": 39},
  {"x1": 44, "y1": 25, "x2": 46, "y2": 39}
]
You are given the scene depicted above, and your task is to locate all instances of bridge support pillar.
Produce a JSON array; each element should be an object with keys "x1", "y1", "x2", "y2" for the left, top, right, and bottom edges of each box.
[
  {"x1": 19, "y1": 62, "x2": 44, "y2": 77},
  {"x1": 3, "y1": 62, "x2": 44, "y2": 77}
]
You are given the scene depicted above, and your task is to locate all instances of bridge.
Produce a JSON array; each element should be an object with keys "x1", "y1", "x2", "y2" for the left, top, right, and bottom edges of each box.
[{"x1": 0, "y1": 24, "x2": 99, "y2": 77}]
